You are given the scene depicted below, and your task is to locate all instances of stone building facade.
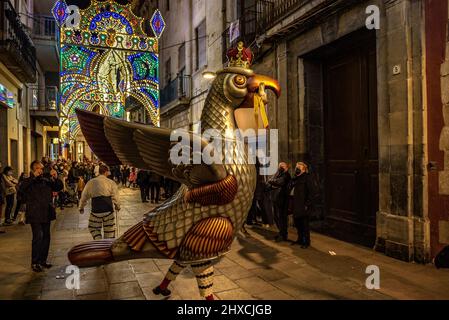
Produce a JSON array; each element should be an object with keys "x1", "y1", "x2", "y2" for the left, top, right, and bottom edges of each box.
[
  {"x1": 154, "y1": 0, "x2": 449, "y2": 263},
  {"x1": 245, "y1": 0, "x2": 449, "y2": 263}
]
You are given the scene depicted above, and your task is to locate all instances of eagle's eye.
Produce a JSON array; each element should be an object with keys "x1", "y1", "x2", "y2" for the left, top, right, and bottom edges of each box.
[{"x1": 233, "y1": 75, "x2": 246, "y2": 87}]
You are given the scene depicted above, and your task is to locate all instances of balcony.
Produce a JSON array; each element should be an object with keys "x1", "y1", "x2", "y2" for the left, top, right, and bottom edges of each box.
[
  {"x1": 32, "y1": 15, "x2": 57, "y2": 40},
  {"x1": 29, "y1": 86, "x2": 60, "y2": 127},
  {"x1": 31, "y1": 14, "x2": 59, "y2": 73},
  {"x1": 256, "y1": 0, "x2": 359, "y2": 38},
  {"x1": 160, "y1": 75, "x2": 191, "y2": 114},
  {"x1": 222, "y1": 0, "x2": 274, "y2": 64},
  {"x1": 257, "y1": 0, "x2": 308, "y2": 31},
  {"x1": 0, "y1": 0, "x2": 36, "y2": 83}
]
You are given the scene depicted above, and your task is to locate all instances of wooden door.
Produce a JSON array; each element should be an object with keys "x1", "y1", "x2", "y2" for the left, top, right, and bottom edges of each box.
[
  {"x1": 323, "y1": 38, "x2": 378, "y2": 247},
  {"x1": 426, "y1": 0, "x2": 449, "y2": 258}
]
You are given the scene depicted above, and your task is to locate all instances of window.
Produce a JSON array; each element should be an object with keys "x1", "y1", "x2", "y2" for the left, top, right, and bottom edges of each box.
[
  {"x1": 32, "y1": 88, "x2": 39, "y2": 109},
  {"x1": 165, "y1": 58, "x2": 171, "y2": 86},
  {"x1": 195, "y1": 20, "x2": 207, "y2": 71},
  {"x1": 178, "y1": 42, "x2": 187, "y2": 95},
  {"x1": 178, "y1": 42, "x2": 186, "y2": 72},
  {"x1": 237, "y1": 0, "x2": 243, "y2": 19}
]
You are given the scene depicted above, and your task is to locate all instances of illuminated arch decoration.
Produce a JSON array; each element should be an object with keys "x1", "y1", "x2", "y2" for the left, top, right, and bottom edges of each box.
[{"x1": 56, "y1": 0, "x2": 164, "y2": 144}]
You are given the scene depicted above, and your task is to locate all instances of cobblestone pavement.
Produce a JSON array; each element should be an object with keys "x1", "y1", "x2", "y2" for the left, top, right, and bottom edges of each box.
[{"x1": 1, "y1": 187, "x2": 449, "y2": 300}]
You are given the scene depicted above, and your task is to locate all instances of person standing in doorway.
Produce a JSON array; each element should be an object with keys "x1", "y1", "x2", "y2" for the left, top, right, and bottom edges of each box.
[
  {"x1": 20, "y1": 161, "x2": 62, "y2": 272},
  {"x1": 289, "y1": 161, "x2": 319, "y2": 248},
  {"x1": 266, "y1": 162, "x2": 291, "y2": 242},
  {"x1": 79, "y1": 165, "x2": 121, "y2": 240}
]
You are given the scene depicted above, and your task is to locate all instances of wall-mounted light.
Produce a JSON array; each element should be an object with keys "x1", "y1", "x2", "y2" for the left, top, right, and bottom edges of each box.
[{"x1": 202, "y1": 71, "x2": 216, "y2": 80}]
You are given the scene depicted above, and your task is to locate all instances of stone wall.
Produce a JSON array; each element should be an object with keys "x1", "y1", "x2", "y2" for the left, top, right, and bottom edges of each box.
[{"x1": 252, "y1": 0, "x2": 430, "y2": 262}]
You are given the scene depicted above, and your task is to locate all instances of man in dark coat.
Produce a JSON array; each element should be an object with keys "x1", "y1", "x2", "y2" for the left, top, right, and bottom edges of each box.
[
  {"x1": 266, "y1": 162, "x2": 291, "y2": 242},
  {"x1": 148, "y1": 171, "x2": 162, "y2": 204},
  {"x1": 289, "y1": 162, "x2": 319, "y2": 248},
  {"x1": 20, "y1": 160, "x2": 63, "y2": 272},
  {"x1": 136, "y1": 170, "x2": 150, "y2": 203},
  {"x1": 247, "y1": 162, "x2": 269, "y2": 226}
]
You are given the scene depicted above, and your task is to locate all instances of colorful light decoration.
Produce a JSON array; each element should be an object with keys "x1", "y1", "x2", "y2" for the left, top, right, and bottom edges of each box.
[
  {"x1": 52, "y1": 0, "x2": 68, "y2": 27},
  {"x1": 150, "y1": 9, "x2": 166, "y2": 39},
  {"x1": 58, "y1": 0, "x2": 163, "y2": 144}
]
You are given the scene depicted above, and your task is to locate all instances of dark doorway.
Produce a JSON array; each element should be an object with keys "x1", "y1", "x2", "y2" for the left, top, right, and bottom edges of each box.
[
  {"x1": 304, "y1": 29, "x2": 378, "y2": 247},
  {"x1": 0, "y1": 108, "x2": 7, "y2": 168},
  {"x1": 10, "y1": 139, "x2": 18, "y2": 178},
  {"x1": 22, "y1": 127, "x2": 28, "y2": 173}
]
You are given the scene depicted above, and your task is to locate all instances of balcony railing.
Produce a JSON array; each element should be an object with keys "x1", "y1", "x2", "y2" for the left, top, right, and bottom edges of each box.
[
  {"x1": 32, "y1": 15, "x2": 58, "y2": 40},
  {"x1": 222, "y1": 0, "x2": 274, "y2": 64},
  {"x1": 0, "y1": 0, "x2": 36, "y2": 83},
  {"x1": 258, "y1": 0, "x2": 309, "y2": 31},
  {"x1": 29, "y1": 86, "x2": 59, "y2": 112},
  {"x1": 222, "y1": 0, "x2": 310, "y2": 62},
  {"x1": 160, "y1": 75, "x2": 191, "y2": 108}
]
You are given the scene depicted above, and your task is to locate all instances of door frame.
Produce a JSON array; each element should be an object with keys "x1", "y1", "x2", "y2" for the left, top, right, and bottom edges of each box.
[{"x1": 302, "y1": 28, "x2": 379, "y2": 247}]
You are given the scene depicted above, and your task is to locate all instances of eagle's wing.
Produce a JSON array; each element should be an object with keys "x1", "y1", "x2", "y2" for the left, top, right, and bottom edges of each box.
[{"x1": 76, "y1": 109, "x2": 227, "y2": 187}]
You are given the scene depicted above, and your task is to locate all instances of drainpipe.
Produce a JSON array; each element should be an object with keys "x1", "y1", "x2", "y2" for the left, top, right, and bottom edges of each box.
[
  {"x1": 222, "y1": 0, "x2": 227, "y2": 44},
  {"x1": 187, "y1": 0, "x2": 193, "y2": 128}
]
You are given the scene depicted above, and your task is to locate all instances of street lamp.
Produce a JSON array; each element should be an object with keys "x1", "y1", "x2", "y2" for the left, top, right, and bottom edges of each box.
[{"x1": 202, "y1": 71, "x2": 216, "y2": 80}]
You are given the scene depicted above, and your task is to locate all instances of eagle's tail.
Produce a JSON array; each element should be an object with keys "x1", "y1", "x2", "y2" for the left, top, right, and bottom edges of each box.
[
  {"x1": 68, "y1": 239, "x2": 115, "y2": 268},
  {"x1": 67, "y1": 222, "x2": 168, "y2": 268}
]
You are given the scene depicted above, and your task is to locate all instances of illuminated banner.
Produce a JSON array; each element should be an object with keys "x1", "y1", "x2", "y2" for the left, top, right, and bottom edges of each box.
[
  {"x1": 53, "y1": 0, "x2": 165, "y2": 143},
  {"x1": 0, "y1": 84, "x2": 14, "y2": 108}
]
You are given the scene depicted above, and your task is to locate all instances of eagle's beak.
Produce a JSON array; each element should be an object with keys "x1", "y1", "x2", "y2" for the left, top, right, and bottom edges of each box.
[
  {"x1": 235, "y1": 74, "x2": 281, "y2": 131},
  {"x1": 247, "y1": 74, "x2": 281, "y2": 98}
]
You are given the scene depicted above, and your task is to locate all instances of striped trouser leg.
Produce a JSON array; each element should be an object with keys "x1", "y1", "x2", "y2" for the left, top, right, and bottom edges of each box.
[
  {"x1": 156, "y1": 261, "x2": 187, "y2": 293},
  {"x1": 88, "y1": 213, "x2": 103, "y2": 240},
  {"x1": 191, "y1": 261, "x2": 214, "y2": 299},
  {"x1": 102, "y1": 212, "x2": 116, "y2": 239},
  {"x1": 165, "y1": 261, "x2": 187, "y2": 281}
]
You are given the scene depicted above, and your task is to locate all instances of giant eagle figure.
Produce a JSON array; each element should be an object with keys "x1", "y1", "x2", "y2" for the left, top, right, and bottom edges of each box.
[{"x1": 68, "y1": 42, "x2": 281, "y2": 300}]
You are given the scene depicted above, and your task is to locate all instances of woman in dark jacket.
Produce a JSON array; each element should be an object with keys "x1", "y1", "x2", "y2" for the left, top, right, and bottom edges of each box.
[{"x1": 289, "y1": 162, "x2": 319, "y2": 248}]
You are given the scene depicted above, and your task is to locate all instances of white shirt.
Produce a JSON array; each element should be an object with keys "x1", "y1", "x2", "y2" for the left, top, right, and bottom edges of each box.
[{"x1": 79, "y1": 175, "x2": 120, "y2": 211}]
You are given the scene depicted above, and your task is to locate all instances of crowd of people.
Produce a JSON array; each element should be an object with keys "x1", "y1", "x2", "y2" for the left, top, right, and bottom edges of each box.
[{"x1": 0, "y1": 155, "x2": 319, "y2": 272}]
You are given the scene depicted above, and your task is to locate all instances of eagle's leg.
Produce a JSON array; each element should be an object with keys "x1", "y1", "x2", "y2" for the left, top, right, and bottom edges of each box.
[
  {"x1": 153, "y1": 261, "x2": 187, "y2": 297},
  {"x1": 192, "y1": 261, "x2": 215, "y2": 300}
]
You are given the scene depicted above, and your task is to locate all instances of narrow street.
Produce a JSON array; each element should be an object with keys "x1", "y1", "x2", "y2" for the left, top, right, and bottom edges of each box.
[{"x1": 0, "y1": 187, "x2": 448, "y2": 300}]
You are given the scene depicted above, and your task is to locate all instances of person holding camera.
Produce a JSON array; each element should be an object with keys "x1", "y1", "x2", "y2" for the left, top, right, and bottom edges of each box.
[{"x1": 20, "y1": 161, "x2": 63, "y2": 272}]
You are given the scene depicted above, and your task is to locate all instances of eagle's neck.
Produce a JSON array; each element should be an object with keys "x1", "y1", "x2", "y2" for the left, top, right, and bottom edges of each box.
[
  {"x1": 200, "y1": 76, "x2": 237, "y2": 134},
  {"x1": 197, "y1": 76, "x2": 256, "y2": 235}
]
